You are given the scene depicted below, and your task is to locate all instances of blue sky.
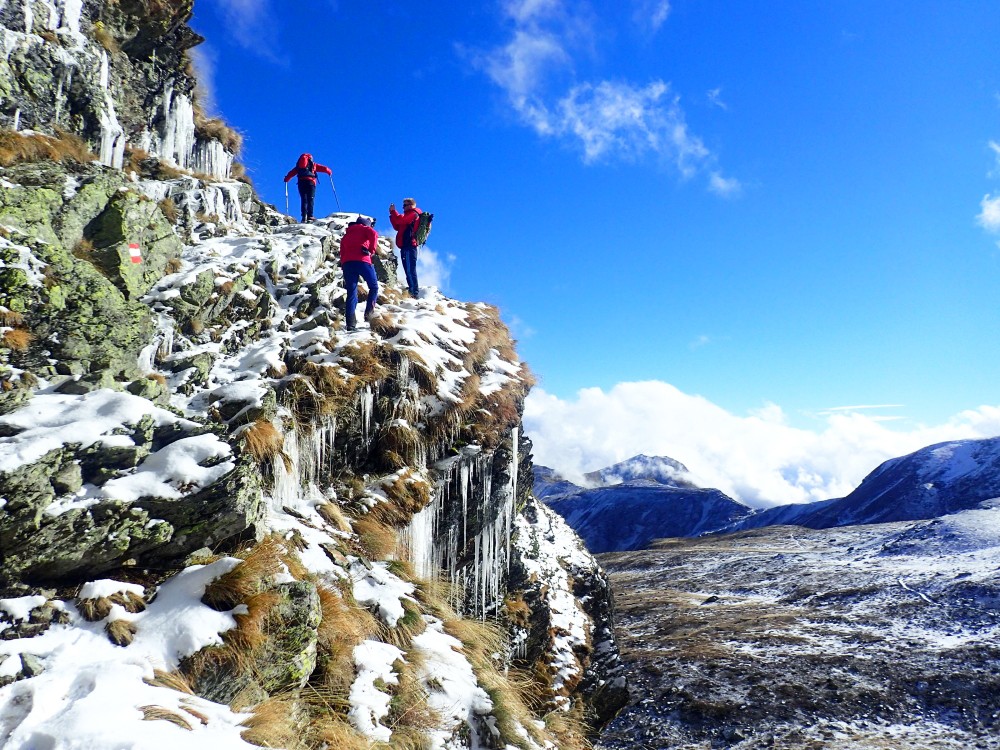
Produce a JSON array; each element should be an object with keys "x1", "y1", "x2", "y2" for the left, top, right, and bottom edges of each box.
[{"x1": 191, "y1": 1, "x2": 1000, "y2": 500}]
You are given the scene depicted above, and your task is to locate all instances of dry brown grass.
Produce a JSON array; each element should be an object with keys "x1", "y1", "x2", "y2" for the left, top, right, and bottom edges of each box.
[
  {"x1": 377, "y1": 597, "x2": 427, "y2": 650},
  {"x1": 340, "y1": 340, "x2": 391, "y2": 382},
  {"x1": 543, "y1": 703, "x2": 594, "y2": 750},
  {"x1": 505, "y1": 593, "x2": 532, "y2": 629},
  {"x1": 230, "y1": 161, "x2": 254, "y2": 185},
  {"x1": 353, "y1": 516, "x2": 397, "y2": 560},
  {"x1": 367, "y1": 309, "x2": 401, "y2": 339},
  {"x1": 306, "y1": 716, "x2": 369, "y2": 750},
  {"x1": 194, "y1": 114, "x2": 243, "y2": 154},
  {"x1": 78, "y1": 590, "x2": 146, "y2": 621},
  {"x1": 240, "y1": 696, "x2": 305, "y2": 749},
  {"x1": 369, "y1": 470, "x2": 432, "y2": 526},
  {"x1": 158, "y1": 197, "x2": 178, "y2": 224},
  {"x1": 0, "y1": 310, "x2": 24, "y2": 327},
  {"x1": 0, "y1": 129, "x2": 96, "y2": 167},
  {"x1": 240, "y1": 419, "x2": 292, "y2": 471},
  {"x1": 2, "y1": 328, "x2": 32, "y2": 351},
  {"x1": 91, "y1": 21, "x2": 119, "y2": 53},
  {"x1": 140, "y1": 705, "x2": 193, "y2": 731},
  {"x1": 146, "y1": 372, "x2": 168, "y2": 386},
  {"x1": 144, "y1": 669, "x2": 195, "y2": 695},
  {"x1": 445, "y1": 617, "x2": 548, "y2": 750},
  {"x1": 106, "y1": 619, "x2": 138, "y2": 647},
  {"x1": 201, "y1": 535, "x2": 292, "y2": 611},
  {"x1": 316, "y1": 501, "x2": 352, "y2": 533}
]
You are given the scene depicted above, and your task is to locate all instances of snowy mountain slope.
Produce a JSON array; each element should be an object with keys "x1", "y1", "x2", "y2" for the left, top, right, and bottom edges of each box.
[
  {"x1": 732, "y1": 437, "x2": 1000, "y2": 532},
  {"x1": 597, "y1": 502, "x2": 1000, "y2": 749},
  {"x1": 0, "y1": 2, "x2": 626, "y2": 747},
  {"x1": 546, "y1": 485, "x2": 751, "y2": 553},
  {"x1": 583, "y1": 454, "x2": 697, "y2": 488},
  {"x1": 536, "y1": 457, "x2": 750, "y2": 552}
]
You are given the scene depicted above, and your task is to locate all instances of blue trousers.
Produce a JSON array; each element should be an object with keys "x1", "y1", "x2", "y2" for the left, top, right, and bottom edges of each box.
[
  {"x1": 297, "y1": 180, "x2": 316, "y2": 221},
  {"x1": 400, "y1": 247, "x2": 418, "y2": 296},
  {"x1": 343, "y1": 261, "x2": 378, "y2": 327}
]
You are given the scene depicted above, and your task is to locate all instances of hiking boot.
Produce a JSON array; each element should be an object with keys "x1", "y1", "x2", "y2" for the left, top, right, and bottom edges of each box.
[{"x1": 364, "y1": 307, "x2": 375, "y2": 321}]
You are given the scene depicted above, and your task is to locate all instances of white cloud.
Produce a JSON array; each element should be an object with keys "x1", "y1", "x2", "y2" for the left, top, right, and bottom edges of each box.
[
  {"x1": 523, "y1": 381, "x2": 1000, "y2": 508},
  {"x1": 632, "y1": 0, "x2": 671, "y2": 32},
  {"x1": 709, "y1": 170, "x2": 741, "y2": 197},
  {"x1": 213, "y1": 0, "x2": 285, "y2": 63},
  {"x1": 977, "y1": 193, "x2": 1000, "y2": 232},
  {"x1": 707, "y1": 87, "x2": 728, "y2": 110},
  {"x1": 415, "y1": 245, "x2": 455, "y2": 294},
  {"x1": 476, "y1": 0, "x2": 732, "y2": 191}
]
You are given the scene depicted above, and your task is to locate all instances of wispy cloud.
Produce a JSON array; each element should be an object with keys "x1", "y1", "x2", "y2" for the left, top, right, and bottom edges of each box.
[
  {"x1": 524, "y1": 381, "x2": 1000, "y2": 507},
  {"x1": 188, "y1": 44, "x2": 218, "y2": 114},
  {"x1": 689, "y1": 334, "x2": 712, "y2": 349},
  {"x1": 475, "y1": 0, "x2": 736, "y2": 192},
  {"x1": 707, "y1": 87, "x2": 728, "y2": 110},
  {"x1": 632, "y1": 0, "x2": 671, "y2": 33},
  {"x1": 213, "y1": 0, "x2": 287, "y2": 64}
]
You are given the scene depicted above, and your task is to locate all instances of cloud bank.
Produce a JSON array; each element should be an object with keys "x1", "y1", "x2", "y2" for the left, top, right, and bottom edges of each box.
[{"x1": 523, "y1": 381, "x2": 1000, "y2": 508}]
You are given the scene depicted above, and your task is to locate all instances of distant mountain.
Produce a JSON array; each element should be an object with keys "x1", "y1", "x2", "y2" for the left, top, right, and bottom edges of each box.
[
  {"x1": 534, "y1": 457, "x2": 750, "y2": 553},
  {"x1": 583, "y1": 454, "x2": 698, "y2": 489},
  {"x1": 731, "y1": 437, "x2": 1000, "y2": 532},
  {"x1": 546, "y1": 485, "x2": 752, "y2": 553},
  {"x1": 532, "y1": 465, "x2": 585, "y2": 500}
]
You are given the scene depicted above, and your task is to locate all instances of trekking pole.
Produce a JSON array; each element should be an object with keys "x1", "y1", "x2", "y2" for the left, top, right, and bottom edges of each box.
[
  {"x1": 284, "y1": 182, "x2": 289, "y2": 216},
  {"x1": 329, "y1": 174, "x2": 342, "y2": 212}
]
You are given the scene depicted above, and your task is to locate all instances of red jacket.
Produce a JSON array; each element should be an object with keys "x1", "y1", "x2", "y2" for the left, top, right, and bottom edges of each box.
[
  {"x1": 389, "y1": 205, "x2": 422, "y2": 249},
  {"x1": 339, "y1": 222, "x2": 378, "y2": 265},
  {"x1": 284, "y1": 153, "x2": 332, "y2": 185}
]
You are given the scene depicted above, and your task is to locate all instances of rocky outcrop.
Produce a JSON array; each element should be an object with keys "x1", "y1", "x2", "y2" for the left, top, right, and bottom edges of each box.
[{"x1": 1, "y1": 0, "x2": 234, "y2": 176}]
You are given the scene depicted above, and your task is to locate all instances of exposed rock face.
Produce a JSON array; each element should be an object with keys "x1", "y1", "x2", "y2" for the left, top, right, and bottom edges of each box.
[
  {"x1": 597, "y1": 507, "x2": 1000, "y2": 749},
  {"x1": 1, "y1": 0, "x2": 233, "y2": 176},
  {"x1": 732, "y1": 437, "x2": 1000, "y2": 532},
  {"x1": 509, "y1": 493, "x2": 629, "y2": 727}
]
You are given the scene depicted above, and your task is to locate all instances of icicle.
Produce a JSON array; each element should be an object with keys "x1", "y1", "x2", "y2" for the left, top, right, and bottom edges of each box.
[{"x1": 13, "y1": 109, "x2": 20, "y2": 132}]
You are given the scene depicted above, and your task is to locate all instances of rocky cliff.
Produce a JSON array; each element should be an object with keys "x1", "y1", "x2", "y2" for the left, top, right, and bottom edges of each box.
[{"x1": 0, "y1": 2, "x2": 626, "y2": 747}]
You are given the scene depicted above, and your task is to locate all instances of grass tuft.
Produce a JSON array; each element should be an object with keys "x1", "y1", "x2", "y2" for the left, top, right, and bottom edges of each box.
[
  {"x1": 2, "y1": 328, "x2": 32, "y2": 351},
  {"x1": 140, "y1": 705, "x2": 193, "y2": 731},
  {"x1": 0, "y1": 128, "x2": 95, "y2": 167},
  {"x1": 106, "y1": 619, "x2": 138, "y2": 647},
  {"x1": 240, "y1": 419, "x2": 292, "y2": 471}
]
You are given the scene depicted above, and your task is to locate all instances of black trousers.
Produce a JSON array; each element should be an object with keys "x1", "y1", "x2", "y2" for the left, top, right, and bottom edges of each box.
[{"x1": 297, "y1": 180, "x2": 316, "y2": 220}]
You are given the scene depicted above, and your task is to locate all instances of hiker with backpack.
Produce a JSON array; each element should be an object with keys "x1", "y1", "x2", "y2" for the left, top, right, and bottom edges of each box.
[
  {"x1": 284, "y1": 153, "x2": 333, "y2": 223},
  {"x1": 339, "y1": 215, "x2": 379, "y2": 331},
  {"x1": 389, "y1": 197, "x2": 425, "y2": 298}
]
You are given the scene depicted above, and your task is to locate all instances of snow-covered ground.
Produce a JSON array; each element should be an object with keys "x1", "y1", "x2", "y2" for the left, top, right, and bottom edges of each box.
[{"x1": 597, "y1": 501, "x2": 1000, "y2": 749}]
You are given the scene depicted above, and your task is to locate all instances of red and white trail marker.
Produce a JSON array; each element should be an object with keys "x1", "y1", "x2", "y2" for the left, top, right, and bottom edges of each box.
[{"x1": 129, "y1": 243, "x2": 142, "y2": 264}]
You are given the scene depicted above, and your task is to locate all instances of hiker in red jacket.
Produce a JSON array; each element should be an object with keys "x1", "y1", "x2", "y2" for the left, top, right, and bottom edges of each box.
[
  {"x1": 283, "y1": 153, "x2": 332, "y2": 222},
  {"x1": 339, "y1": 216, "x2": 379, "y2": 330},
  {"x1": 389, "y1": 197, "x2": 421, "y2": 297}
]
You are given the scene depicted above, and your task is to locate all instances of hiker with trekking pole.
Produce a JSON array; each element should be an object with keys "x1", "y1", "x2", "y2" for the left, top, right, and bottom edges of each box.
[{"x1": 283, "y1": 153, "x2": 333, "y2": 223}]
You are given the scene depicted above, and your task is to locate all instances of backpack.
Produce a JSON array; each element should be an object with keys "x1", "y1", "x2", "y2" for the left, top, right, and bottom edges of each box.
[
  {"x1": 296, "y1": 156, "x2": 316, "y2": 181},
  {"x1": 414, "y1": 211, "x2": 434, "y2": 246}
]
